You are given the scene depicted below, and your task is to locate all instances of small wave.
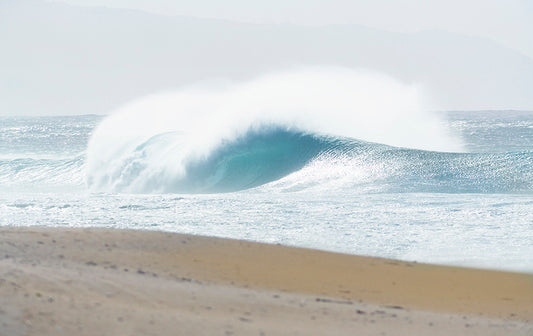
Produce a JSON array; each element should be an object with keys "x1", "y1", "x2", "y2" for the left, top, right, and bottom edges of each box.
[
  {"x1": 8, "y1": 203, "x2": 35, "y2": 209},
  {"x1": 0, "y1": 155, "x2": 86, "y2": 190},
  {"x1": 44, "y1": 204, "x2": 73, "y2": 210}
]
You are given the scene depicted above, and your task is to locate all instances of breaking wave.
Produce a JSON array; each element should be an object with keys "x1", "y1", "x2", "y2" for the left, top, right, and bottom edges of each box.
[{"x1": 83, "y1": 67, "x2": 532, "y2": 194}]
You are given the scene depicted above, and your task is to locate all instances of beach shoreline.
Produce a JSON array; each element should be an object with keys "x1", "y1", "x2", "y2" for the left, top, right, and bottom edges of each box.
[{"x1": 0, "y1": 227, "x2": 531, "y2": 335}]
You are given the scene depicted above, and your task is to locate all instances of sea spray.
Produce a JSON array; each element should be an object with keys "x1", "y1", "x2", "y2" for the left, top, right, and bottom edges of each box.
[{"x1": 86, "y1": 67, "x2": 463, "y2": 193}]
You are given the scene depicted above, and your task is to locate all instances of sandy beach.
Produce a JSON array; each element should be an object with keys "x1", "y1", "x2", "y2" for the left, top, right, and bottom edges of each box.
[{"x1": 0, "y1": 227, "x2": 531, "y2": 335}]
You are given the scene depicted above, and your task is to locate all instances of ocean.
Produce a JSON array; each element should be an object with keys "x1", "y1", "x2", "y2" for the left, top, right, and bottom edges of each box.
[{"x1": 1, "y1": 108, "x2": 532, "y2": 273}]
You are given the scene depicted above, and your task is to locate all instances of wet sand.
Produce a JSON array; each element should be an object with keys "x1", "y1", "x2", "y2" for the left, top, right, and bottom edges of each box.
[{"x1": 0, "y1": 227, "x2": 531, "y2": 335}]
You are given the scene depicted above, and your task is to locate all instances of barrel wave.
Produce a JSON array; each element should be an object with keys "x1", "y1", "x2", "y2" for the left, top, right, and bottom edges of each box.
[
  {"x1": 86, "y1": 127, "x2": 325, "y2": 193},
  {"x1": 85, "y1": 124, "x2": 533, "y2": 194},
  {"x1": 85, "y1": 68, "x2": 532, "y2": 194}
]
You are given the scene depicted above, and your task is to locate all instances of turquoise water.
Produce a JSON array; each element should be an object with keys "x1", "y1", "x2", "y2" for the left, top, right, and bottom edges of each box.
[{"x1": 1, "y1": 111, "x2": 532, "y2": 272}]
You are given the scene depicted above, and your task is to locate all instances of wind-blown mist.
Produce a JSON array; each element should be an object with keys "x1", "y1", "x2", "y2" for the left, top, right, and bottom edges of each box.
[{"x1": 86, "y1": 68, "x2": 463, "y2": 193}]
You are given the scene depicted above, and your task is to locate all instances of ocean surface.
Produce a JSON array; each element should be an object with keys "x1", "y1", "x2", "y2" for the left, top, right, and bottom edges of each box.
[{"x1": 1, "y1": 111, "x2": 532, "y2": 273}]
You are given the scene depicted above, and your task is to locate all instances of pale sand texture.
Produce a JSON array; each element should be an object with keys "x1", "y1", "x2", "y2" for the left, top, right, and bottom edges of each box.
[{"x1": 0, "y1": 227, "x2": 531, "y2": 335}]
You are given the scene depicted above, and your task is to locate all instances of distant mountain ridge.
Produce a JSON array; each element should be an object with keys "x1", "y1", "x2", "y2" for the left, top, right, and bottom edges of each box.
[{"x1": 1, "y1": 0, "x2": 533, "y2": 115}]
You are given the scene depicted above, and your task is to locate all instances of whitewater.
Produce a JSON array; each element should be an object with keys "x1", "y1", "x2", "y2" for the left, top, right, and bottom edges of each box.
[{"x1": 1, "y1": 68, "x2": 532, "y2": 272}]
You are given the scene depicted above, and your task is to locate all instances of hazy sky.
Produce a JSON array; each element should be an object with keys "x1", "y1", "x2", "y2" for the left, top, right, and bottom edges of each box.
[
  {"x1": 2, "y1": 0, "x2": 532, "y2": 115},
  {"x1": 51, "y1": 0, "x2": 533, "y2": 59}
]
